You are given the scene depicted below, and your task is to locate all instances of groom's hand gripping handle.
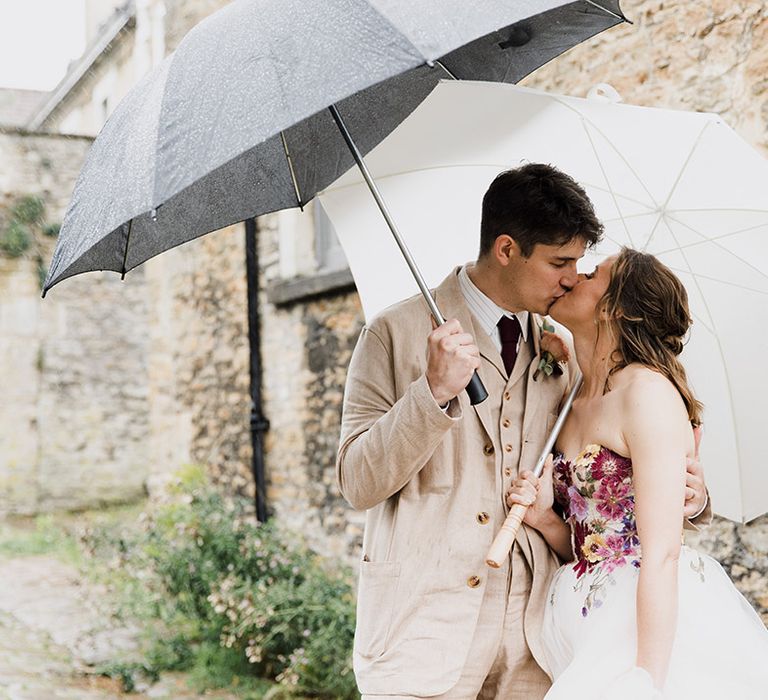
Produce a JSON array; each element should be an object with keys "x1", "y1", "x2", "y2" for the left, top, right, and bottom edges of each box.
[{"x1": 426, "y1": 319, "x2": 487, "y2": 406}]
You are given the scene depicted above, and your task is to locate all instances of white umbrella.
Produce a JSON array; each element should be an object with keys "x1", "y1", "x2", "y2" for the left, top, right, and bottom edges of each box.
[{"x1": 318, "y1": 80, "x2": 768, "y2": 523}]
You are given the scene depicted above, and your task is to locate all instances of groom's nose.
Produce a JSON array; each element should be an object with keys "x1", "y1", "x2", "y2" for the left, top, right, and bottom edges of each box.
[{"x1": 560, "y1": 266, "x2": 579, "y2": 291}]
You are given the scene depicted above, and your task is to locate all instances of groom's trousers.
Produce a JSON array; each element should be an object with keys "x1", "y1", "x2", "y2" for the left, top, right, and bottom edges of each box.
[{"x1": 361, "y1": 546, "x2": 551, "y2": 700}]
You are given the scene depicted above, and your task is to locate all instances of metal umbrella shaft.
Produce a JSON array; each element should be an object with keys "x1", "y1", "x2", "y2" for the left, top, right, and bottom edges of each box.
[
  {"x1": 486, "y1": 373, "x2": 583, "y2": 567},
  {"x1": 328, "y1": 104, "x2": 488, "y2": 405}
]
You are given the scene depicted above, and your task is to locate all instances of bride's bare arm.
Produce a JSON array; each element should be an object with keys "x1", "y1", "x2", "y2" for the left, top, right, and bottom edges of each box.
[{"x1": 623, "y1": 374, "x2": 692, "y2": 691}]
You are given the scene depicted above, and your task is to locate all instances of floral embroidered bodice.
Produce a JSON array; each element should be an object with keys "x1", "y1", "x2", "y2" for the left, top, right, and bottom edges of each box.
[{"x1": 553, "y1": 444, "x2": 642, "y2": 581}]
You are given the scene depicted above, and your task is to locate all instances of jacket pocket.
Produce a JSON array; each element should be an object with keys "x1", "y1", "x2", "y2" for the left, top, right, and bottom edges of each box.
[{"x1": 355, "y1": 560, "x2": 401, "y2": 658}]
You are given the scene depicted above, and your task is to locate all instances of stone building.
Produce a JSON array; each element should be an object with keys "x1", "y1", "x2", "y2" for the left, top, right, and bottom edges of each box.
[{"x1": 1, "y1": 0, "x2": 766, "y2": 615}]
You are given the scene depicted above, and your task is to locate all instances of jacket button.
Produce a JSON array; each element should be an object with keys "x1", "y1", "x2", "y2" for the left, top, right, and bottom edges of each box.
[
  {"x1": 504, "y1": 467, "x2": 512, "y2": 477},
  {"x1": 502, "y1": 418, "x2": 511, "y2": 428},
  {"x1": 483, "y1": 444, "x2": 494, "y2": 456},
  {"x1": 504, "y1": 444, "x2": 513, "y2": 453},
  {"x1": 476, "y1": 512, "x2": 490, "y2": 525},
  {"x1": 504, "y1": 391, "x2": 511, "y2": 401},
  {"x1": 467, "y1": 575, "x2": 481, "y2": 588}
]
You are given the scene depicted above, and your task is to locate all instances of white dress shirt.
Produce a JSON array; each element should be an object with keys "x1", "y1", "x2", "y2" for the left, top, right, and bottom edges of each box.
[{"x1": 458, "y1": 264, "x2": 529, "y2": 353}]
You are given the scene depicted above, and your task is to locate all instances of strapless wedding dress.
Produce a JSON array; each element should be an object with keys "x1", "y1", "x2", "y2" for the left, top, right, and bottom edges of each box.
[{"x1": 542, "y1": 444, "x2": 768, "y2": 699}]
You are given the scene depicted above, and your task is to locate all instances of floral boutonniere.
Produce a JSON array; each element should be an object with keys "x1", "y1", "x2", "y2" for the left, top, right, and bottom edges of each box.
[{"x1": 533, "y1": 320, "x2": 570, "y2": 381}]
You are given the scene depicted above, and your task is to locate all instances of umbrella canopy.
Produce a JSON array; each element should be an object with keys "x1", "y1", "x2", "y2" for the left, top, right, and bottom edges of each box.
[
  {"x1": 318, "y1": 80, "x2": 768, "y2": 523},
  {"x1": 43, "y1": 0, "x2": 626, "y2": 293}
]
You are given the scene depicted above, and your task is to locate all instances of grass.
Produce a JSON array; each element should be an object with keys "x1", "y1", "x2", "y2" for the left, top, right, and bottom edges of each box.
[{"x1": 0, "y1": 514, "x2": 82, "y2": 562}]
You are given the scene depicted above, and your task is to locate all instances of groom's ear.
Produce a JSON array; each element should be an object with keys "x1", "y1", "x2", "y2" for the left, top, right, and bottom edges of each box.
[{"x1": 494, "y1": 235, "x2": 521, "y2": 266}]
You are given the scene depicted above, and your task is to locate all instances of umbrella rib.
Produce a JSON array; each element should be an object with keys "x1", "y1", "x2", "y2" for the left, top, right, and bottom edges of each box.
[
  {"x1": 664, "y1": 267, "x2": 768, "y2": 296},
  {"x1": 661, "y1": 214, "x2": 768, "y2": 284},
  {"x1": 280, "y1": 131, "x2": 304, "y2": 209},
  {"x1": 120, "y1": 218, "x2": 133, "y2": 280},
  {"x1": 601, "y1": 211, "x2": 662, "y2": 224},
  {"x1": 654, "y1": 216, "x2": 768, "y2": 253},
  {"x1": 686, "y1": 309, "x2": 715, "y2": 336},
  {"x1": 578, "y1": 117, "x2": 636, "y2": 247},
  {"x1": 644, "y1": 122, "x2": 712, "y2": 252},
  {"x1": 554, "y1": 96, "x2": 660, "y2": 204},
  {"x1": 661, "y1": 207, "x2": 768, "y2": 215},
  {"x1": 664, "y1": 227, "x2": 744, "y2": 504},
  {"x1": 432, "y1": 60, "x2": 459, "y2": 80},
  {"x1": 583, "y1": 0, "x2": 629, "y2": 21}
]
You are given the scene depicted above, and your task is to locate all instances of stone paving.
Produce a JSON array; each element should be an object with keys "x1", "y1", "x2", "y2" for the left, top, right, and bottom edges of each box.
[{"x1": 0, "y1": 554, "x2": 237, "y2": 700}]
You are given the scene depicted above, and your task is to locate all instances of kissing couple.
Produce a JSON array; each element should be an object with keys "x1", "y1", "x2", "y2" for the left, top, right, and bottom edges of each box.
[{"x1": 337, "y1": 163, "x2": 768, "y2": 699}]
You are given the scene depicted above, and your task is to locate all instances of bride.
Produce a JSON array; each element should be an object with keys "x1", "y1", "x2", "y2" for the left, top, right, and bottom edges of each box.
[{"x1": 507, "y1": 248, "x2": 768, "y2": 698}]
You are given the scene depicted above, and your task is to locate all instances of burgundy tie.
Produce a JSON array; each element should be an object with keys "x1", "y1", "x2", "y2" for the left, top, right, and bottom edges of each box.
[{"x1": 497, "y1": 315, "x2": 522, "y2": 376}]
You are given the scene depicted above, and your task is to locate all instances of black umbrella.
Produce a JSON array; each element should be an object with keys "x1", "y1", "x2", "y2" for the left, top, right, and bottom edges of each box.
[{"x1": 44, "y1": 0, "x2": 628, "y2": 402}]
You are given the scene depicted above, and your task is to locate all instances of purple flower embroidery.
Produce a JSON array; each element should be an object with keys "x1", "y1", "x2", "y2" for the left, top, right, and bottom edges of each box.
[
  {"x1": 567, "y1": 486, "x2": 589, "y2": 522},
  {"x1": 552, "y1": 445, "x2": 644, "y2": 616}
]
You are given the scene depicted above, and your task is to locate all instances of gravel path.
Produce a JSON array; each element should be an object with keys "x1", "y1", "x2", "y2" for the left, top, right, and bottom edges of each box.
[{"x1": 0, "y1": 554, "x2": 237, "y2": 699}]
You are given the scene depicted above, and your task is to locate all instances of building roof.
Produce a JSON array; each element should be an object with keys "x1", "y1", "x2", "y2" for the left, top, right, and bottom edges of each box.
[
  {"x1": 26, "y1": 1, "x2": 136, "y2": 132},
  {"x1": 0, "y1": 88, "x2": 49, "y2": 128}
]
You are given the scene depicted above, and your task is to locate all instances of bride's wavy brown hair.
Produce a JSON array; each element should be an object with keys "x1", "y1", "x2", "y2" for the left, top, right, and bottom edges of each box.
[{"x1": 600, "y1": 248, "x2": 703, "y2": 426}]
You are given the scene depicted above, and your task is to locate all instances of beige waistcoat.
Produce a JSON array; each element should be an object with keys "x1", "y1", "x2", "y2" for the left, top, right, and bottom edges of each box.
[{"x1": 337, "y1": 268, "x2": 573, "y2": 696}]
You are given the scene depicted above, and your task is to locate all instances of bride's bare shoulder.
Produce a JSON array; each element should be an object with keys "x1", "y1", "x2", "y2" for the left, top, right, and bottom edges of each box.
[{"x1": 613, "y1": 364, "x2": 687, "y2": 418}]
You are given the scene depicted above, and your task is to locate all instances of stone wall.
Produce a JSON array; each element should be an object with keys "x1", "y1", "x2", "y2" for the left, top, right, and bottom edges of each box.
[
  {"x1": 141, "y1": 229, "x2": 254, "y2": 499},
  {"x1": 258, "y1": 211, "x2": 365, "y2": 559},
  {"x1": 521, "y1": 0, "x2": 768, "y2": 621},
  {"x1": 0, "y1": 129, "x2": 151, "y2": 512},
  {"x1": 139, "y1": 0, "x2": 255, "y2": 499}
]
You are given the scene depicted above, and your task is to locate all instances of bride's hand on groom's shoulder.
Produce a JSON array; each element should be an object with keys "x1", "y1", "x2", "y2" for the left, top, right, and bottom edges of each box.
[{"x1": 505, "y1": 455, "x2": 555, "y2": 529}]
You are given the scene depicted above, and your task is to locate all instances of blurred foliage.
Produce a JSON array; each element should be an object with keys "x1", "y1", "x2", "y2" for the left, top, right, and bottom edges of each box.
[
  {"x1": 42, "y1": 222, "x2": 61, "y2": 238},
  {"x1": 11, "y1": 195, "x2": 45, "y2": 225},
  {"x1": 84, "y1": 465, "x2": 359, "y2": 699},
  {"x1": 0, "y1": 195, "x2": 62, "y2": 289},
  {"x1": 0, "y1": 220, "x2": 32, "y2": 257}
]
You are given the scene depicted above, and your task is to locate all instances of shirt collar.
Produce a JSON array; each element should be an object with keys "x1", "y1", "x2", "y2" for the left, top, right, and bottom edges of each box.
[{"x1": 458, "y1": 264, "x2": 529, "y2": 342}]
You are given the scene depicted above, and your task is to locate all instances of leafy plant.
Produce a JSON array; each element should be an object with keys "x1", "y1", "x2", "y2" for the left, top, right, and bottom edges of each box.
[
  {"x1": 11, "y1": 195, "x2": 45, "y2": 225},
  {"x1": 0, "y1": 220, "x2": 32, "y2": 257},
  {"x1": 42, "y1": 222, "x2": 61, "y2": 237},
  {"x1": 84, "y1": 466, "x2": 359, "y2": 698}
]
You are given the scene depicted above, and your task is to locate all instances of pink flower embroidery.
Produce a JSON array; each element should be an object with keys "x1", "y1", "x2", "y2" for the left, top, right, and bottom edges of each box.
[
  {"x1": 551, "y1": 445, "x2": 643, "y2": 615},
  {"x1": 595, "y1": 478, "x2": 632, "y2": 521},
  {"x1": 567, "y1": 486, "x2": 589, "y2": 522}
]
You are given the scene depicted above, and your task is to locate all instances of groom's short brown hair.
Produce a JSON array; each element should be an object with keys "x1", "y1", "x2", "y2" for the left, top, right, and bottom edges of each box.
[{"x1": 479, "y1": 163, "x2": 603, "y2": 258}]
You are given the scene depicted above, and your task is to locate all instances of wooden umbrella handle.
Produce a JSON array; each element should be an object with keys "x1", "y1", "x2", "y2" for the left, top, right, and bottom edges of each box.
[
  {"x1": 486, "y1": 503, "x2": 528, "y2": 568},
  {"x1": 485, "y1": 373, "x2": 583, "y2": 568}
]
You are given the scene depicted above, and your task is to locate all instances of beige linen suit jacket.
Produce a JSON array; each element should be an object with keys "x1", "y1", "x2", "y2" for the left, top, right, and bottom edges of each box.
[{"x1": 337, "y1": 268, "x2": 573, "y2": 697}]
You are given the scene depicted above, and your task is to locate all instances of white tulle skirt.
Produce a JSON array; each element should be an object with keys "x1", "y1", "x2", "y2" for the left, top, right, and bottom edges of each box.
[{"x1": 542, "y1": 546, "x2": 768, "y2": 699}]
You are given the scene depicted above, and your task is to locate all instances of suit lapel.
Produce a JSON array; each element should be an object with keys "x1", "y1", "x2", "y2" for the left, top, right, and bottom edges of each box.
[{"x1": 434, "y1": 269, "x2": 496, "y2": 441}]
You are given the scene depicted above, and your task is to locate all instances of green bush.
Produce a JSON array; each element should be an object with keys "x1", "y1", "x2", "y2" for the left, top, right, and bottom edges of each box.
[
  {"x1": 11, "y1": 195, "x2": 45, "y2": 225},
  {"x1": 42, "y1": 222, "x2": 61, "y2": 237},
  {"x1": 0, "y1": 220, "x2": 32, "y2": 257},
  {"x1": 90, "y1": 466, "x2": 358, "y2": 699}
]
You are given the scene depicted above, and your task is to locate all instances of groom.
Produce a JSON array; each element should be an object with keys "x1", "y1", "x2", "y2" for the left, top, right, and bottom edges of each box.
[{"x1": 336, "y1": 164, "x2": 710, "y2": 699}]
